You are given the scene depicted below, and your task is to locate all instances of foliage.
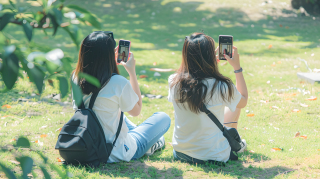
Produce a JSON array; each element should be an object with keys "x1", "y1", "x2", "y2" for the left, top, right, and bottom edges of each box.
[
  {"x1": 0, "y1": 0, "x2": 101, "y2": 96},
  {"x1": 0, "y1": 0, "x2": 103, "y2": 178},
  {"x1": 291, "y1": 0, "x2": 320, "y2": 15}
]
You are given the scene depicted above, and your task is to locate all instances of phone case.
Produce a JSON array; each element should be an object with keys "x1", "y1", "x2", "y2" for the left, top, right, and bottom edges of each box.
[
  {"x1": 117, "y1": 40, "x2": 131, "y2": 64},
  {"x1": 219, "y1": 35, "x2": 233, "y2": 60}
]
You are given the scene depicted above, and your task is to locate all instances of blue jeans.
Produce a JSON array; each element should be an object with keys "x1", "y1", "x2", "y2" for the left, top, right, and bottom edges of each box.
[{"x1": 126, "y1": 112, "x2": 171, "y2": 160}]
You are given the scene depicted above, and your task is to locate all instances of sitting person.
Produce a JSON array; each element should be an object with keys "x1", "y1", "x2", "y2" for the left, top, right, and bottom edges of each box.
[
  {"x1": 168, "y1": 33, "x2": 248, "y2": 164},
  {"x1": 72, "y1": 31, "x2": 171, "y2": 162}
]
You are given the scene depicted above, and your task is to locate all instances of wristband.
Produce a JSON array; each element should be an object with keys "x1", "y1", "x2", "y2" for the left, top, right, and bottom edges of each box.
[{"x1": 234, "y1": 67, "x2": 243, "y2": 73}]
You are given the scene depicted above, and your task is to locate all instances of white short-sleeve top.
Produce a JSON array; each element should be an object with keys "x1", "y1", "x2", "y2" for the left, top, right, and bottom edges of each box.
[
  {"x1": 72, "y1": 75, "x2": 139, "y2": 163},
  {"x1": 168, "y1": 74, "x2": 241, "y2": 162}
]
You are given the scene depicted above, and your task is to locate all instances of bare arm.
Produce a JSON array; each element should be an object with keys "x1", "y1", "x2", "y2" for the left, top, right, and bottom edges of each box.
[
  {"x1": 120, "y1": 52, "x2": 142, "y2": 116},
  {"x1": 224, "y1": 46, "x2": 248, "y2": 108}
]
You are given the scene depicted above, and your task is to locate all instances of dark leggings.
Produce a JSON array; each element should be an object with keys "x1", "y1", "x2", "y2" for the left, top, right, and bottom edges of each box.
[{"x1": 173, "y1": 149, "x2": 238, "y2": 166}]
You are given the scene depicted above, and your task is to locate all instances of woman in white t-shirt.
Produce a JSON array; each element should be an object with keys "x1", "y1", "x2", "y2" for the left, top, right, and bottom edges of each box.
[
  {"x1": 72, "y1": 31, "x2": 171, "y2": 163},
  {"x1": 168, "y1": 33, "x2": 248, "y2": 164}
]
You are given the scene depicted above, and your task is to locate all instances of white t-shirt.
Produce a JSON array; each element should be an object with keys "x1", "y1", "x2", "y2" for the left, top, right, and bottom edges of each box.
[
  {"x1": 168, "y1": 74, "x2": 241, "y2": 162},
  {"x1": 72, "y1": 75, "x2": 139, "y2": 163}
]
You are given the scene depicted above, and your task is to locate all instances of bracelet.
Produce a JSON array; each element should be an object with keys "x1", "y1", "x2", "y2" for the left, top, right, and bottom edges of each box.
[{"x1": 234, "y1": 67, "x2": 243, "y2": 73}]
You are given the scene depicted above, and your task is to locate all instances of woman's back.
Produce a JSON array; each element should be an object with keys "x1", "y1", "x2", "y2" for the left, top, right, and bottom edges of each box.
[{"x1": 168, "y1": 74, "x2": 241, "y2": 162}]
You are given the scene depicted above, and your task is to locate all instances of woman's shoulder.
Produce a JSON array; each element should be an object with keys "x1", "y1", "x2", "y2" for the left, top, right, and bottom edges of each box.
[{"x1": 168, "y1": 73, "x2": 177, "y2": 84}]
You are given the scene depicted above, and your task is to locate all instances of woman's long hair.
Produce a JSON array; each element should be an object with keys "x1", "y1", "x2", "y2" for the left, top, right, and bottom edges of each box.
[
  {"x1": 170, "y1": 32, "x2": 235, "y2": 113},
  {"x1": 73, "y1": 31, "x2": 119, "y2": 95}
]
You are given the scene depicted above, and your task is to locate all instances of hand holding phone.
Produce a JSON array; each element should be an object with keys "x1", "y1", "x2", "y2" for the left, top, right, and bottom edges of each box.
[
  {"x1": 117, "y1": 40, "x2": 131, "y2": 63},
  {"x1": 121, "y1": 52, "x2": 136, "y2": 75},
  {"x1": 223, "y1": 46, "x2": 241, "y2": 70},
  {"x1": 219, "y1": 35, "x2": 233, "y2": 60}
]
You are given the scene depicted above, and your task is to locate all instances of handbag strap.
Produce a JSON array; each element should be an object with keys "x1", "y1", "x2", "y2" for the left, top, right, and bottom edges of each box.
[
  {"x1": 201, "y1": 104, "x2": 224, "y2": 132},
  {"x1": 113, "y1": 111, "x2": 123, "y2": 146}
]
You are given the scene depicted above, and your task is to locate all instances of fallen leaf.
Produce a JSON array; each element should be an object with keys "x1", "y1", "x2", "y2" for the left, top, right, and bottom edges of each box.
[
  {"x1": 35, "y1": 140, "x2": 39, "y2": 143},
  {"x1": 294, "y1": 131, "x2": 300, "y2": 138},
  {"x1": 10, "y1": 138, "x2": 16, "y2": 142},
  {"x1": 271, "y1": 148, "x2": 282, "y2": 151},
  {"x1": 55, "y1": 128, "x2": 62, "y2": 132},
  {"x1": 306, "y1": 96, "x2": 317, "y2": 101},
  {"x1": 277, "y1": 61, "x2": 282, "y2": 64},
  {"x1": 57, "y1": 158, "x2": 62, "y2": 162},
  {"x1": 299, "y1": 135, "x2": 307, "y2": 139},
  {"x1": 285, "y1": 26, "x2": 289, "y2": 29},
  {"x1": 2, "y1": 104, "x2": 11, "y2": 109},
  {"x1": 244, "y1": 127, "x2": 249, "y2": 130},
  {"x1": 150, "y1": 68, "x2": 175, "y2": 72},
  {"x1": 268, "y1": 44, "x2": 272, "y2": 49},
  {"x1": 9, "y1": 160, "x2": 20, "y2": 165},
  {"x1": 271, "y1": 106, "x2": 279, "y2": 109},
  {"x1": 139, "y1": 75, "x2": 148, "y2": 79},
  {"x1": 153, "y1": 62, "x2": 157, "y2": 66},
  {"x1": 247, "y1": 73, "x2": 254, "y2": 76},
  {"x1": 271, "y1": 64, "x2": 276, "y2": 67},
  {"x1": 279, "y1": 24, "x2": 283, "y2": 27},
  {"x1": 292, "y1": 109, "x2": 301, "y2": 113},
  {"x1": 266, "y1": 81, "x2": 270, "y2": 84},
  {"x1": 168, "y1": 142, "x2": 172, "y2": 146},
  {"x1": 300, "y1": 103, "x2": 309, "y2": 107},
  {"x1": 40, "y1": 134, "x2": 47, "y2": 138},
  {"x1": 261, "y1": 144, "x2": 266, "y2": 147},
  {"x1": 246, "y1": 114, "x2": 254, "y2": 117},
  {"x1": 317, "y1": 149, "x2": 320, "y2": 151},
  {"x1": 249, "y1": 150, "x2": 255, "y2": 153}
]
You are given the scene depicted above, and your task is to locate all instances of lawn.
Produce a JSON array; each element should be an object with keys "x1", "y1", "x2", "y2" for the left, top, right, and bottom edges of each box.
[{"x1": 0, "y1": 0, "x2": 320, "y2": 178}]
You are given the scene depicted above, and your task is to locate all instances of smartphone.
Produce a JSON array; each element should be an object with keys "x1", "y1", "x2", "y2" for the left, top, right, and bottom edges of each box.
[
  {"x1": 117, "y1": 40, "x2": 131, "y2": 63},
  {"x1": 219, "y1": 35, "x2": 233, "y2": 60}
]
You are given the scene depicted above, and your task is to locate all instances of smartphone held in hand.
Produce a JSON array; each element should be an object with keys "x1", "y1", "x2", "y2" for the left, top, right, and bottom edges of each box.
[
  {"x1": 117, "y1": 40, "x2": 131, "y2": 63},
  {"x1": 219, "y1": 35, "x2": 233, "y2": 60}
]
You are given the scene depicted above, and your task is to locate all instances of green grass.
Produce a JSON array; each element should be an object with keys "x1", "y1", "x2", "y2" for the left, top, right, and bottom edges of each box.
[{"x1": 1, "y1": 0, "x2": 320, "y2": 178}]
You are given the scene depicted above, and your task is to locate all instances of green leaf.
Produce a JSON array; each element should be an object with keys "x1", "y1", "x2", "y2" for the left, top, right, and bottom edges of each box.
[
  {"x1": 45, "y1": 61, "x2": 59, "y2": 74},
  {"x1": 16, "y1": 137, "x2": 30, "y2": 148},
  {"x1": 0, "y1": 163, "x2": 17, "y2": 179},
  {"x1": 53, "y1": 8, "x2": 63, "y2": 25},
  {"x1": 0, "y1": 13, "x2": 15, "y2": 31},
  {"x1": 40, "y1": 166, "x2": 51, "y2": 179},
  {"x1": 28, "y1": 65, "x2": 45, "y2": 94},
  {"x1": 62, "y1": 25, "x2": 82, "y2": 49},
  {"x1": 71, "y1": 80, "x2": 83, "y2": 107},
  {"x1": 1, "y1": 53, "x2": 19, "y2": 89},
  {"x1": 47, "y1": 10, "x2": 59, "y2": 36},
  {"x1": 22, "y1": 19, "x2": 33, "y2": 41},
  {"x1": 58, "y1": 77, "x2": 69, "y2": 98},
  {"x1": 82, "y1": 13, "x2": 101, "y2": 29},
  {"x1": 17, "y1": 156, "x2": 33, "y2": 179},
  {"x1": 78, "y1": 72, "x2": 101, "y2": 88},
  {"x1": 67, "y1": 4, "x2": 90, "y2": 13},
  {"x1": 9, "y1": 0, "x2": 16, "y2": 8},
  {"x1": 3, "y1": 45, "x2": 16, "y2": 58},
  {"x1": 67, "y1": 4, "x2": 101, "y2": 29},
  {"x1": 61, "y1": 57, "x2": 72, "y2": 75}
]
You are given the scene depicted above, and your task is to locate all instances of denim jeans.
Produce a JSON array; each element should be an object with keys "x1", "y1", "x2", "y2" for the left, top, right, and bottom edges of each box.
[
  {"x1": 126, "y1": 112, "x2": 171, "y2": 160},
  {"x1": 173, "y1": 149, "x2": 238, "y2": 166}
]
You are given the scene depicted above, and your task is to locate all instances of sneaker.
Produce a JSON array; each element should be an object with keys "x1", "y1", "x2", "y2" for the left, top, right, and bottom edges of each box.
[
  {"x1": 237, "y1": 139, "x2": 247, "y2": 153},
  {"x1": 145, "y1": 136, "x2": 165, "y2": 156}
]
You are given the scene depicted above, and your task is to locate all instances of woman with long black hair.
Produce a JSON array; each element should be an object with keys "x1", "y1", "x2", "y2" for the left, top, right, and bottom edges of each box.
[
  {"x1": 72, "y1": 31, "x2": 171, "y2": 162},
  {"x1": 168, "y1": 33, "x2": 248, "y2": 164}
]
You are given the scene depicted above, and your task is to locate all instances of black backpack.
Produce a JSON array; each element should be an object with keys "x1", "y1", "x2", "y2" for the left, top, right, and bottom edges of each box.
[{"x1": 55, "y1": 75, "x2": 123, "y2": 167}]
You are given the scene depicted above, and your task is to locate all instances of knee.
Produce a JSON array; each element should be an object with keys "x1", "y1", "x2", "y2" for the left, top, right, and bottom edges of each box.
[{"x1": 155, "y1": 112, "x2": 171, "y2": 128}]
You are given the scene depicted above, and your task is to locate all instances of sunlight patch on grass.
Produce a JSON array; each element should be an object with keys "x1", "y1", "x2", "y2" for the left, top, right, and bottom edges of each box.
[
  {"x1": 131, "y1": 42, "x2": 155, "y2": 49},
  {"x1": 128, "y1": 14, "x2": 140, "y2": 18},
  {"x1": 151, "y1": 25, "x2": 167, "y2": 30},
  {"x1": 179, "y1": 23, "x2": 196, "y2": 27},
  {"x1": 103, "y1": 3, "x2": 112, "y2": 7}
]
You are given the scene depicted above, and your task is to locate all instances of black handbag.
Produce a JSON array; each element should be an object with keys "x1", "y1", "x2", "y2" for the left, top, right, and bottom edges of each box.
[{"x1": 201, "y1": 105, "x2": 244, "y2": 152}]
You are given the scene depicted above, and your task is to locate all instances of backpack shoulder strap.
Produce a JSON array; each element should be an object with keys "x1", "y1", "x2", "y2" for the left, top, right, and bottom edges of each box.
[
  {"x1": 113, "y1": 111, "x2": 123, "y2": 146},
  {"x1": 201, "y1": 104, "x2": 224, "y2": 132}
]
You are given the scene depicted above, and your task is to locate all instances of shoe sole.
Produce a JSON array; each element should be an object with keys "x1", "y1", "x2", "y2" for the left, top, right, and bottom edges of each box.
[{"x1": 145, "y1": 142, "x2": 166, "y2": 156}]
